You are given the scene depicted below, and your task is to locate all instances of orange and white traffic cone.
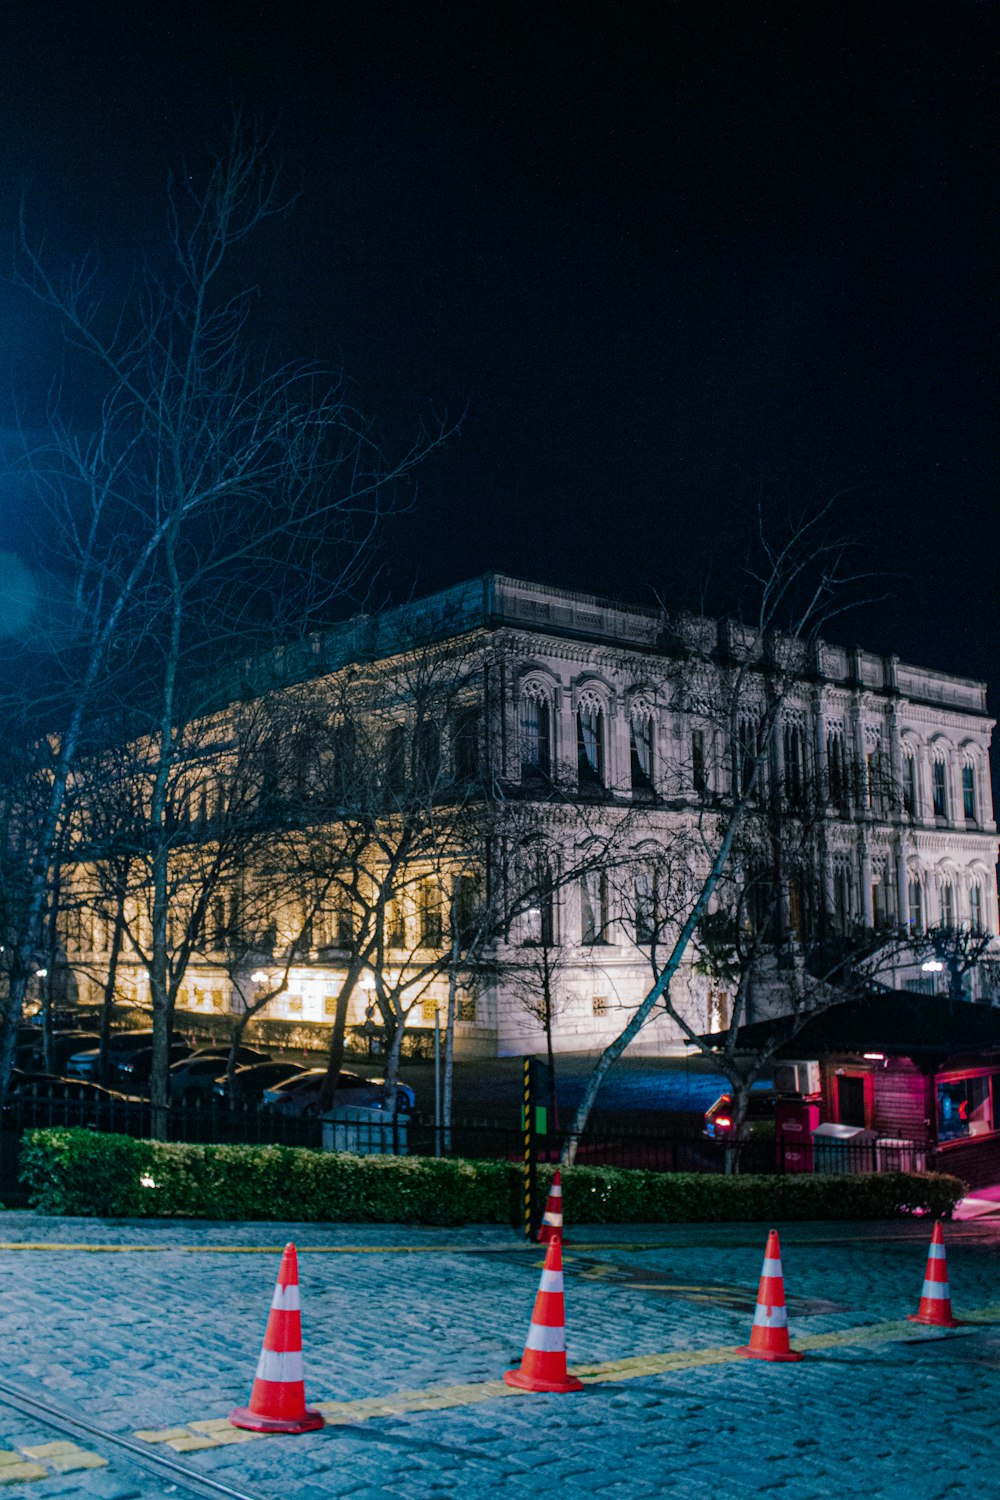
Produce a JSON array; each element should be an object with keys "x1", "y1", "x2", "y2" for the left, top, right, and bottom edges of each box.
[
  {"x1": 230, "y1": 1243, "x2": 325, "y2": 1434},
  {"x1": 504, "y1": 1233, "x2": 583, "y2": 1393},
  {"x1": 908, "y1": 1221, "x2": 960, "y2": 1328},
  {"x1": 736, "y1": 1229, "x2": 804, "y2": 1363},
  {"x1": 538, "y1": 1169, "x2": 564, "y2": 1243}
]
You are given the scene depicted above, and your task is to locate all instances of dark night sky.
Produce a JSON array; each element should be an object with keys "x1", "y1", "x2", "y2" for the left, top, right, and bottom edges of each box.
[{"x1": 1, "y1": 2, "x2": 996, "y2": 701}]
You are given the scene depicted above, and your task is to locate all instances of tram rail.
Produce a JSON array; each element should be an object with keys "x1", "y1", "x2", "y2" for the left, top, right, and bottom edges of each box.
[{"x1": 0, "y1": 1375, "x2": 267, "y2": 1500}]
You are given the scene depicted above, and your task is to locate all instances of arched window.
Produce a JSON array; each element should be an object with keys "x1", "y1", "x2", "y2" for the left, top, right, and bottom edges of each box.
[
  {"x1": 518, "y1": 685, "x2": 551, "y2": 780},
  {"x1": 413, "y1": 719, "x2": 441, "y2": 789},
  {"x1": 783, "y1": 719, "x2": 807, "y2": 806},
  {"x1": 932, "y1": 755, "x2": 949, "y2": 818},
  {"x1": 737, "y1": 714, "x2": 761, "y2": 796},
  {"x1": 969, "y1": 883, "x2": 984, "y2": 935},
  {"x1": 907, "y1": 878, "x2": 924, "y2": 934},
  {"x1": 962, "y1": 760, "x2": 978, "y2": 821},
  {"x1": 452, "y1": 706, "x2": 481, "y2": 782},
  {"x1": 827, "y1": 725, "x2": 849, "y2": 811},
  {"x1": 383, "y1": 724, "x2": 407, "y2": 796},
  {"x1": 577, "y1": 694, "x2": 605, "y2": 789},
  {"x1": 902, "y1": 752, "x2": 917, "y2": 816},
  {"x1": 940, "y1": 880, "x2": 955, "y2": 930},
  {"x1": 629, "y1": 711, "x2": 654, "y2": 793},
  {"x1": 580, "y1": 869, "x2": 609, "y2": 944},
  {"x1": 832, "y1": 859, "x2": 853, "y2": 931}
]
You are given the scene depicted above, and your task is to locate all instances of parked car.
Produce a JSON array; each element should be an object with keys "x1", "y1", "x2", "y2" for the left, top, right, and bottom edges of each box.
[
  {"x1": 115, "y1": 1042, "x2": 198, "y2": 1093},
  {"x1": 31, "y1": 1031, "x2": 102, "y2": 1074},
  {"x1": 703, "y1": 1089, "x2": 777, "y2": 1139},
  {"x1": 3, "y1": 1073, "x2": 146, "y2": 1128},
  {"x1": 260, "y1": 1068, "x2": 415, "y2": 1118},
  {"x1": 169, "y1": 1048, "x2": 271, "y2": 1104},
  {"x1": 65, "y1": 1030, "x2": 173, "y2": 1081},
  {"x1": 211, "y1": 1060, "x2": 307, "y2": 1107}
]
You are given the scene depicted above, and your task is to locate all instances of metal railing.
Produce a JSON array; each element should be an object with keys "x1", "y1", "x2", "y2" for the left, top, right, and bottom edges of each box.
[{"x1": 0, "y1": 1091, "x2": 933, "y2": 1205}]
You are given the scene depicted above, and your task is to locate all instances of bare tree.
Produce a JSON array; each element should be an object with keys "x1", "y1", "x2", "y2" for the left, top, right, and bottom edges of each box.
[
  {"x1": 919, "y1": 924, "x2": 996, "y2": 1003},
  {"x1": 561, "y1": 505, "x2": 875, "y2": 1165},
  {"x1": 0, "y1": 122, "x2": 449, "y2": 1116}
]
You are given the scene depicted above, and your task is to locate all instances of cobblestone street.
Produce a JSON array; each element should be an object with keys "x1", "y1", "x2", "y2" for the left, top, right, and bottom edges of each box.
[{"x1": 1, "y1": 1211, "x2": 998, "y2": 1499}]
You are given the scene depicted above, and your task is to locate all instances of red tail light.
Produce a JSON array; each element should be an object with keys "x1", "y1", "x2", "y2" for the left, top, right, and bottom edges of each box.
[{"x1": 714, "y1": 1115, "x2": 733, "y2": 1133}]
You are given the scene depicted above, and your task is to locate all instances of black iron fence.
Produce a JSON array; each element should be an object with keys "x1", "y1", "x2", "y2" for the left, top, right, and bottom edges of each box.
[{"x1": 0, "y1": 1091, "x2": 933, "y2": 1207}]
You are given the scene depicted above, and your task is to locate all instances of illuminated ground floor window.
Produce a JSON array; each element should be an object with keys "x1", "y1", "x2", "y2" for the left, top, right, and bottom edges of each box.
[{"x1": 937, "y1": 1073, "x2": 996, "y2": 1143}]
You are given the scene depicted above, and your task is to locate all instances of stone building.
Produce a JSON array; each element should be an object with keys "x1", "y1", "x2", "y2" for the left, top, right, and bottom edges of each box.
[{"x1": 62, "y1": 574, "x2": 998, "y2": 1057}]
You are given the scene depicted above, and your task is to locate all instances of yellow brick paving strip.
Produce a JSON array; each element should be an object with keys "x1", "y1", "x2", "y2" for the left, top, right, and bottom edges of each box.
[
  {"x1": 133, "y1": 1306, "x2": 1000, "y2": 1451},
  {"x1": 0, "y1": 1441, "x2": 107, "y2": 1484},
  {"x1": 0, "y1": 1241, "x2": 663, "y2": 1255}
]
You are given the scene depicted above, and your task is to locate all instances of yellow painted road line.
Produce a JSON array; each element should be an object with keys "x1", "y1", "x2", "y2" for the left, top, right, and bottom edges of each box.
[
  {"x1": 0, "y1": 1242, "x2": 562, "y2": 1255},
  {"x1": 134, "y1": 1307, "x2": 999, "y2": 1450}
]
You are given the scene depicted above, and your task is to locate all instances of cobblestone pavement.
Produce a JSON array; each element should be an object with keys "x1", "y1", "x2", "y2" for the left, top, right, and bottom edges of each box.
[{"x1": 2, "y1": 1211, "x2": 999, "y2": 1499}]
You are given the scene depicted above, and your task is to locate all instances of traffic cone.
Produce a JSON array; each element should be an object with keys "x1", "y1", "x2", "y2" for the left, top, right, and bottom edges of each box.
[
  {"x1": 504, "y1": 1233, "x2": 583, "y2": 1393},
  {"x1": 908, "y1": 1221, "x2": 960, "y2": 1328},
  {"x1": 736, "y1": 1229, "x2": 804, "y2": 1363},
  {"x1": 230, "y1": 1243, "x2": 325, "y2": 1433},
  {"x1": 538, "y1": 1169, "x2": 564, "y2": 1243}
]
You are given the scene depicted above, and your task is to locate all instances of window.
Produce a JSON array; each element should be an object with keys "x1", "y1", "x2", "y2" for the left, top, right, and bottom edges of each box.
[
  {"x1": 331, "y1": 722, "x2": 356, "y2": 803},
  {"x1": 963, "y1": 763, "x2": 977, "y2": 821},
  {"x1": 519, "y1": 855, "x2": 555, "y2": 946},
  {"x1": 335, "y1": 894, "x2": 355, "y2": 950},
  {"x1": 691, "y1": 729, "x2": 707, "y2": 795},
  {"x1": 421, "y1": 997, "x2": 438, "y2": 1023},
  {"x1": 903, "y1": 755, "x2": 917, "y2": 816},
  {"x1": 738, "y1": 716, "x2": 759, "y2": 795},
  {"x1": 384, "y1": 725, "x2": 407, "y2": 796},
  {"x1": 937, "y1": 1075, "x2": 995, "y2": 1143},
  {"x1": 871, "y1": 871, "x2": 895, "y2": 931},
  {"x1": 323, "y1": 995, "x2": 338, "y2": 1018},
  {"x1": 634, "y1": 866, "x2": 658, "y2": 945},
  {"x1": 629, "y1": 715, "x2": 654, "y2": 793},
  {"x1": 456, "y1": 993, "x2": 477, "y2": 1023},
  {"x1": 580, "y1": 871, "x2": 608, "y2": 944},
  {"x1": 418, "y1": 880, "x2": 443, "y2": 947},
  {"x1": 385, "y1": 898, "x2": 406, "y2": 950},
  {"x1": 452, "y1": 874, "x2": 482, "y2": 945},
  {"x1": 783, "y1": 722, "x2": 806, "y2": 806},
  {"x1": 707, "y1": 990, "x2": 728, "y2": 1033},
  {"x1": 591, "y1": 995, "x2": 608, "y2": 1017},
  {"x1": 519, "y1": 691, "x2": 551, "y2": 779},
  {"x1": 932, "y1": 758, "x2": 948, "y2": 818},
  {"x1": 577, "y1": 701, "x2": 604, "y2": 789},
  {"x1": 413, "y1": 720, "x2": 441, "y2": 788},
  {"x1": 827, "y1": 730, "x2": 849, "y2": 811},
  {"x1": 970, "y1": 883, "x2": 984, "y2": 935},
  {"x1": 908, "y1": 879, "x2": 923, "y2": 934},
  {"x1": 836, "y1": 1073, "x2": 868, "y2": 1128},
  {"x1": 787, "y1": 874, "x2": 811, "y2": 940},
  {"x1": 940, "y1": 882, "x2": 955, "y2": 929},
  {"x1": 833, "y1": 864, "x2": 852, "y2": 931},
  {"x1": 452, "y1": 707, "x2": 481, "y2": 782}
]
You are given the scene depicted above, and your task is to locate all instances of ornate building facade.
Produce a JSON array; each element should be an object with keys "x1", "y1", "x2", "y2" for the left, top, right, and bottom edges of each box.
[{"x1": 62, "y1": 575, "x2": 998, "y2": 1057}]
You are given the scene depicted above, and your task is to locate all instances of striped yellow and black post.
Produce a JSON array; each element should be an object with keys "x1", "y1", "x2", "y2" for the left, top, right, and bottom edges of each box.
[{"x1": 522, "y1": 1057, "x2": 536, "y2": 1240}]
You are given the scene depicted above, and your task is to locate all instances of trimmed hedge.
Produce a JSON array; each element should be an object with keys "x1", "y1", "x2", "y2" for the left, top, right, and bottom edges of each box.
[{"x1": 19, "y1": 1129, "x2": 966, "y2": 1223}]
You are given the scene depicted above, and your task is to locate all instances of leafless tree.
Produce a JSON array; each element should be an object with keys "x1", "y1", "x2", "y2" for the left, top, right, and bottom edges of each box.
[
  {"x1": 561, "y1": 504, "x2": 876, "y2": 1166},
  {"x1": 919, "y1": 924, "x2": 996, "y2": 1003},
  {"x1": 0, "y1": 121, "x2": 450, "y2": 1117}
]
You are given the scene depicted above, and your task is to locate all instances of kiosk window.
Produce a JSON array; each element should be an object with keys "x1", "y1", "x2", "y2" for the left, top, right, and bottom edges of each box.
[
  {"x1": 837, "y1": 1074, "x2": 867, "y2": 1127},
  {"x1": 937, "y1": 1076, "x2": 994, "y2": 1142}
]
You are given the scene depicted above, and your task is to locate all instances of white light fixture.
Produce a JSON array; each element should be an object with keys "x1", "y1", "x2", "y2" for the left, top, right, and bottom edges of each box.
[
  {"x1": 921, "y1": 959, "x2": 944, "y2": 973},
  {"x1": 250, "y1": 970, "x2": 268, "y2": 984},
  {"x1": 35, "y1": 967, "x2": 47, "y2": 978}
]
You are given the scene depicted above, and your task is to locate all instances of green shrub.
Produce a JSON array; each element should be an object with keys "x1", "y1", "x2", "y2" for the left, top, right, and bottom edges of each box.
[
  {"x1": 20, "y1": 1130, "x2": 965, "y2": 1223},
  {"x1": 19, "y1": 1131, "x2": 517, "y2": 1223},
  {"x1": 551, "y1": 1164, "x2": 966, "y2": 1224}
]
